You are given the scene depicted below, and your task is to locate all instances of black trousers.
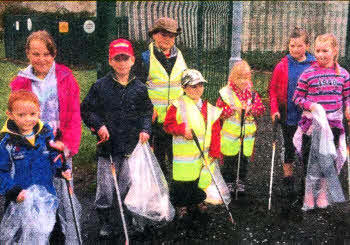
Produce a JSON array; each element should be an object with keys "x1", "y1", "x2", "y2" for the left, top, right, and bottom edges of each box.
[
  {"x1": 299, "y1": 127, "x2": 341, "y2": 198},
  {"x1": 280, "y1": 123, "x2": 298, "y2": 163},
  {"x1": 152, "y1": 122, "x2": 173, "y2": 179},
  {"x1": 221, "y1": 155, "x2": 249, "y2": 184},
  {"x1": 301, "y1": 127, "x2": 341, "y2": 176}
]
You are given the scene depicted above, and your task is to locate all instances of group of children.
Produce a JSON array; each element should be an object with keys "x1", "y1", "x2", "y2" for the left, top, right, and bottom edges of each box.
[
  {"x1": 270, "y1": 28, "x2": 350, "y2": 212},
  {"x1": 1, "y1": 24, "x2": 350, "y2": 242}
]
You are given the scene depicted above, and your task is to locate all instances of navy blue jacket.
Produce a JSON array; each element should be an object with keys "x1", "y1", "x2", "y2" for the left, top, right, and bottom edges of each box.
[
  {"x1": 81, "y1": 72, "x2": 153, "y2": 157},
  {"x1": 0, "y1": 120, "x2": 64, "y2": 201}
]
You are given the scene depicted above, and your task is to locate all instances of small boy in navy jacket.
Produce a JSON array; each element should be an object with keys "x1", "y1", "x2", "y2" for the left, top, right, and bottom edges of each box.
[{"x1": 0, "y1": 90, "x2": 71, "y2": 239}]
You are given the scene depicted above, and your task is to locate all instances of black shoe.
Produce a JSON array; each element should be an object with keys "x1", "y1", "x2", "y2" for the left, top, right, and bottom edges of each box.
[
  {"x1": 99, "y1": 223, "x2": 113, "y2": 238},
  {"x1": 96, "y1": 208, "x2": 113, "y2": 238}
]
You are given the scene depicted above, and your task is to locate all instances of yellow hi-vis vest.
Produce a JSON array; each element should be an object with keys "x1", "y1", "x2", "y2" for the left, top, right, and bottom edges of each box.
[
  {"x1": 219, "y1": 86, "x2": 257, "y2": 157},
  {"x1": 147, "y1": 43, "x2": 187, "y2": 124},
  {"x1": 172, "y1": 95, "x2": 222, "y2": 189}
]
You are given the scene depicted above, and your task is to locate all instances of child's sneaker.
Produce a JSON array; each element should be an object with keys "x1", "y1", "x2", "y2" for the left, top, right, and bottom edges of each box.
[
  {"x1": 316, "y1": 191, "x2": 328, "y2": 209},
  {"x1": 302, "y1": 191, "x2": 315, "y2": 211},
  {"x1": 99, "y1": 223, "x2": 113, "y2": 237},
  {"x1": 227, "y1": 182, "x2": 235, "y2": 193}
]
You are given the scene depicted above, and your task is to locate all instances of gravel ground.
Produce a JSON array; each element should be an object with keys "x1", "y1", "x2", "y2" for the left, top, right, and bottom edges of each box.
[{"x1": 2, "y1": 104, "x2": 350, "y2": 244}]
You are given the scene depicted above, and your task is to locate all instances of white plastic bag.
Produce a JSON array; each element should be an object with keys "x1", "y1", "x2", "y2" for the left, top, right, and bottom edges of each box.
[
  {"x1": 124, "y1": 142, "x2": 175, "y2": 226},
  {"x1": 203, "y1": 161, "x2": 231, "y2": 205},
  {"x1": 0, "y1": 185, "x2": 58, "y2": 244},
  {"x1": 311, "y1": 104, "x2": 336, "y2": 156}
]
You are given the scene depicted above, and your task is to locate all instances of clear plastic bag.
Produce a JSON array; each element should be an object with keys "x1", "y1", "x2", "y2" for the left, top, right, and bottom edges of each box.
[
  {"x1": 124, "y1": 142, "x2": 175, "y2": 227},
  {"x1": 0, "y1": 185, "x2": 58, "y2": 244},
  {"x1": 203, "y1": 161, "x2": 231, "y2": 205},
  {"x1": 302, "y1": 107, "x2": 345, "y2": 211}
]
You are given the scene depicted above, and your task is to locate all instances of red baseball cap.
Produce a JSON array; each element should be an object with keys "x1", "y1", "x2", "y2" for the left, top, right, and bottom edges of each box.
[{"x1": 109, "y1": 39, "x2": 134, "y2": 59}]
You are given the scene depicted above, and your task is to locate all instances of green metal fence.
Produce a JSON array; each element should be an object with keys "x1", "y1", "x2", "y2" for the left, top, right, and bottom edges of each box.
[
  {"x1": 242, "y1": 1, "x2": 349, "y2": 56},
  {"x1": 117, "y1": 1, "x2": 233, "y2": 103}
]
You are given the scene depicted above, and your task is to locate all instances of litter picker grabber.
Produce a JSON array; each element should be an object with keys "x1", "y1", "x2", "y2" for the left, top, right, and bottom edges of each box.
[
  {"x1": 109, "y1": 155, "x2": 129, "y2": 245},
  {"x1": 268, "y1": 117, "x2": 279, "y2": 210},
  {"x1": 50, "y1": 130, "x2": 82, "y2": 245},
  {"x1": 191, "y1": 129, "x2": 236, "y2": 226},
  {"x1": 63, "y1": 159, "x2": 82, "y2": 245},
  {"x1": 235, "y1": 109, "x2": 246, "y2": 200},
  {"x1": 346, "y1": 122, "x2": 350, "y2": 200}
]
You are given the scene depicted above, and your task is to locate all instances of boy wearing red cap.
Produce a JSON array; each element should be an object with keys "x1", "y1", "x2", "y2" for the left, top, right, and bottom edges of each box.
[{"x1": 81, "y1": 39, "x2": 153, "y2": 238}]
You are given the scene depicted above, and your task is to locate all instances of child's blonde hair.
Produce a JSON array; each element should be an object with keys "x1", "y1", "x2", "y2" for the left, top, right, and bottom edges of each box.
[
  {"x1": 228, "y1": 60, "x2": 251, "y2": 86},
  {"x1": 315, "y1": 33, "x2": 339, "y2": 74}
]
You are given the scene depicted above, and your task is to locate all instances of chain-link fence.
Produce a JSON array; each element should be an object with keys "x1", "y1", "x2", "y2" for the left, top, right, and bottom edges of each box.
[
  {"x1": 116, "y1": 1, "x2": 232, "y2": 103},
  {"x1": 242, "y1": 1, "x2": 349, "y2": 56}
]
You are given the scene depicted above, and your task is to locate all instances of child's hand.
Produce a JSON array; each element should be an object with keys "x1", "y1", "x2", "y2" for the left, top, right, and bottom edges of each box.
[
  {"x1": 16, "y1": 190, "x2": 27, "y2": 203},
  {"x1": 152, "y1": 109, "x2": 158, "y2": 123},
  {"x1": 345, "y1": 106, "x2": 350, "y2": 121},
  {"x1": 184, "y1": 126, "x2": 193, "y2": 140},
  {"x1": 97, "y1": 125, "x2": 109, "y2": 144},
  {"x1": 310, "y1": 103, "x2": 320, "y2": 113},
  {"x1": 49, "y1": 140, "x2": 65, "y2": 152},
  {"x1": 62, "y1": 169, "x2": 72, "y2": 181},
  {"x1": 271, "y1": 112, "x2": 280, "y2": 122},
  {"x1": 245, "y1": 104, "x2": 252, "y2": 114},
  {"x1": 139, "y1": 132, "x2": 150, "y2": 143},
  {"x1": 230, "y1": 105, "x2": 241, "y2": 114}
]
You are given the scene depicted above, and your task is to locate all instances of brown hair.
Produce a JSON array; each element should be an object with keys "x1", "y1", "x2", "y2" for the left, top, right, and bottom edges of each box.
[
  {"x1": 8, "y1": 90, "x2": 40, "y2": 112},
  {"x1": 25, "y1": 30, "x2": 57, "y2": 57},
  {"x1": 288, "y1": 27, "x2": 310, "y2": 48},
  {"x1": 315, "y1": 33, "x2": 339, "y2": 74},
  {"x1": 228, "y1": 60, "x2": 252, "y2": 86}
]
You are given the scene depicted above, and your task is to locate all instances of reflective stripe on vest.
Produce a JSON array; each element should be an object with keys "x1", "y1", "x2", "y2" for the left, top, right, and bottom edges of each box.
[
  {"x1": 147, "y1": 43, "x2": 187, "y2": 123},
  {"x1": 172, "y1": 95, "x2": 222, "y2": 189},
  {"x1": 219, "y1": 86, "x2": 256, "y2": 157}
]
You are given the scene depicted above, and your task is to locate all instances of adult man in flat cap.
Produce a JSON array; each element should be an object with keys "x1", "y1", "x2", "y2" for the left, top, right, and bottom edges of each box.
[{"x1": 135, "y1": 17, "x2": 187, "y2": 180}]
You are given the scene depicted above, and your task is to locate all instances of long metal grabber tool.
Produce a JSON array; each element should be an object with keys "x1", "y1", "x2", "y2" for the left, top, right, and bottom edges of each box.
[
  {"x1": 109, "y1": 155, "x2": 129, "y2": 245},
  {"x1": 345, "y1": 122, "x2": 350, "y2": 200},
  {"x1": 268, "y1": 117, "x2": 279, "y2": 210},
  {"x1": 191, "y1": 129, "x2": 236, "y2": 226},
  {"x1": 51, "y1": 129, "x2": 82, "y2": 245},
  {"x1": 235, "y1": 109, "x2": 246, "y2": 200}
]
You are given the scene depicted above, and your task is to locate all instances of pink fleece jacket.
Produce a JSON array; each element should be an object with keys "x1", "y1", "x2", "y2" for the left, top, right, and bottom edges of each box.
[{"x1": 10, "y1": 63, "x2": 81, "y2": 156}]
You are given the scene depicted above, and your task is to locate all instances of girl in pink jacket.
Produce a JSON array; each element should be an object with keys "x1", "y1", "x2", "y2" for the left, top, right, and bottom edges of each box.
[{"x1": 10, "y1": 30, "x2": 81, "y2": 244}]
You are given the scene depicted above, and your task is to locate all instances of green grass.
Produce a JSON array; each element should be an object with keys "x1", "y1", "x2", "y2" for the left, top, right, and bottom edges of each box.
[
  {"x1": 0, "y1": 42, "x2": 271, "y2": 169},
  {"x1": 0, "y1": 40, "x2": 5, "y2": 59}
]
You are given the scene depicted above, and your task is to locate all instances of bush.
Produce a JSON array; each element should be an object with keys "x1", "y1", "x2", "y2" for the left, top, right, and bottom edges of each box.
[
  {"x1": 242, "y1": 50, "x2": 287, "y2": 72},
  {"x1": 339, "y1": 57, "x2": 350, "y2": 72}
]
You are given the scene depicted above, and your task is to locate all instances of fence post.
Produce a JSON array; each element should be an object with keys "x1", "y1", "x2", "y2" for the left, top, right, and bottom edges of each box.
[
  {"x1": 197, "y1": 2, "x2": 204, "y2": 71},
  {"x1": 346, "y1": 2, "x2": 350, "y2": 58},
  {"x1": 96, "y1": 1, "x2": 116, "y2": 79},
  {"x1": 229, "y1": 1, "x2": 243, "y2": 70}
]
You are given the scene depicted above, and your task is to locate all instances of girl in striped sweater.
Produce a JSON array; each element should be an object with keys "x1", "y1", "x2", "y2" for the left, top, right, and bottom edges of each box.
[{"x1": 293, "y1": 33, "x2": 350, "y2": 210}]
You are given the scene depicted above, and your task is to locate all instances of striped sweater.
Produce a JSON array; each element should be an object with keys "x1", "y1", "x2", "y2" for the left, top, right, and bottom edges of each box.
[{"x1": 293, "y1": 62, "x2": 350, "y2": 113}]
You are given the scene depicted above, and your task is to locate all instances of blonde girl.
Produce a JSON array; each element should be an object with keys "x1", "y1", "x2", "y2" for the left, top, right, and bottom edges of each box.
[
  {"x1": 216, "y1": 60, "x2": 265, "y2": 195},
  {"x1": 293, "y1": 33, "x2": 350, "y2": 210}
]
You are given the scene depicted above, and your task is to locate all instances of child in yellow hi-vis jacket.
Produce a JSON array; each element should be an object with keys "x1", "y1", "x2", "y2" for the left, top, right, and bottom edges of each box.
[
  {"x1": 163, "y1": 69, "x2": 222, "y2": 220},
  {"x1": 216, "y1": 60, "x2": 265, "y2": 195}
]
